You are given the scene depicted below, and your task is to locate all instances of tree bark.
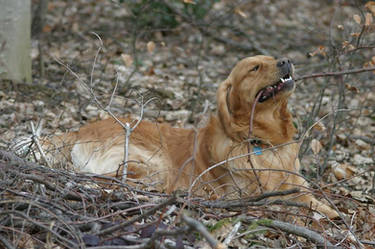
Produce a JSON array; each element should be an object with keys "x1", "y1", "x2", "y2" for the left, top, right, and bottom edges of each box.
[{"x1": 0, "y1": 0, "x2": 32, "y2": 83}]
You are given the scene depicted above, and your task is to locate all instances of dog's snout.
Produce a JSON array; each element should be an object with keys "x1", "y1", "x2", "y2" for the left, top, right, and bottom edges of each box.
[{"x1": 277, "y1": 58, "x2": 292, "y2": 75}]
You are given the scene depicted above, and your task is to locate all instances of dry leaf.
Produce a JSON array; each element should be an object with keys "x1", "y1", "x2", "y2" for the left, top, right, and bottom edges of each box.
[
  {"x1": 365, "y1": 1, "x2": 375, "y2": 16},
  {"x1": 309, "y1": 46, "x2": 326, "y2": 57},
  {"x1": 353, "y1": 14, "x2": 361, "y2": 24},
  {"x1": 312, "y1": 212, "x2": 324, "y2": 221},
  {"x1": 183, "y1": 0, "x2": 196, "y2": 4},
  {"x1": 145, "y1": 66, "x2": 155, "y2": 76},
  {"x1": 365, "y1": 12, "x2": 373, "y2": 26},
  {"x1": 350, "y1": 32, "x2": 360, "y2": 37},
  {"x1": 355, "y1": 139, "x2": 370, "y2": 150},
  {"x1": 332, "y1": 163, "x2": 355, "y2": 180},
  {"x1": 72, "y1": 22, "x2": 79, "y2": 32},
  {"x1": 135, "y1": 195, "x2": 150, "y2": 201},
  {"x1": 342, "y1": 41, "x2": 350, "y2": 49},
  {"x1": 345, "y1": 83, "x2": 359, "y2": 93},
  {"x1": 310, "y1": 139, "x2": 322, "y2": 155},
  {"x1": 337, "y1": 24, "x2": 344, "y2": 30},
  {"x1": 313, "y1": 121, "x2": 326, "y2": 132},
  {"x1": 235, "y1": 8, "x2": 248, "y2": 18},
  {"x1": 364, "y1": 60, "x2": 375, "y2": 74},
  {"x1": 147, "y1": 41, "x2": 156, "y2": 54},
  {"x1": 347, "y1": 44, "x2": 355, "y2": 50},
  {"x1": 121, "y1": 54, "x2": 133, "y2": 67},
  {"x1": 42, "y1": 24, "x2": 52, "y2": 33}
]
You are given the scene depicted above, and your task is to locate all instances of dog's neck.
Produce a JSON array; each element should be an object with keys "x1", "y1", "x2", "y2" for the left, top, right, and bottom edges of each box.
[
  {"x1": 251, "y1": 100, "x2": 296, "y2": 145},
  {"x1": 218, "y1": 98, "x2": 295, "y2": 145}
]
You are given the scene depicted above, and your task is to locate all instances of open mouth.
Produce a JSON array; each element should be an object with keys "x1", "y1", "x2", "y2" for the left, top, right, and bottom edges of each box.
[{"x1": 257, "y1": 74, "x2": 294, "y2": 102}]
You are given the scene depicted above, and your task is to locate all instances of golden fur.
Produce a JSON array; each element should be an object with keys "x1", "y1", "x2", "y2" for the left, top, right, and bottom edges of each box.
[{"x1": 42, "y1": 55, "x2": 338, "y2": 218}]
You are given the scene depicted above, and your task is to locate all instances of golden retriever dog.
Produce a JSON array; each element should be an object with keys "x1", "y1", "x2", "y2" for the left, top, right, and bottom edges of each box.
[{"x1": 38, "y1": 55, "x2": 337, "y2": 218}]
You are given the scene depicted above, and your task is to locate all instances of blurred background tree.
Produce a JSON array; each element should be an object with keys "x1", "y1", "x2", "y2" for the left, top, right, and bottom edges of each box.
[{"x1": 0, "y1": 0, "x2": 32, "y2": 83}]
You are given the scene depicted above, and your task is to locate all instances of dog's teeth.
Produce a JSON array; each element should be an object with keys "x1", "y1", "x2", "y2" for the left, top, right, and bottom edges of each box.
[{"x1": 267, "y1": 86, "x2": 273, "y2": 91}]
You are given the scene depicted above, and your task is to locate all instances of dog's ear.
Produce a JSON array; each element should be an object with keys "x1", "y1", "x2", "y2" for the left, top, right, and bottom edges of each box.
[
  {"x1": 217, "y1": 78, "x2": 237, "y2": 138},
  {"x1": 217, "y1": 78, "x2": 231, "y2": 122}
]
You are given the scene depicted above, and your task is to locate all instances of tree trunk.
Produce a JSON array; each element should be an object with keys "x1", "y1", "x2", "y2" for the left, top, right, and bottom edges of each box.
[{"x1": 0, "y1": 0, "x2": 32, "y2": 83}]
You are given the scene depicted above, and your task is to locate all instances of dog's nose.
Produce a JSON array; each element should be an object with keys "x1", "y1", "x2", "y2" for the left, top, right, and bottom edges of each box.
[{"x1": 277, "y1": 58, "x2": 292, "y2": 75}]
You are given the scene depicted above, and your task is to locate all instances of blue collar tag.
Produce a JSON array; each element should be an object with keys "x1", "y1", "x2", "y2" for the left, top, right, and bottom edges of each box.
[{"x1": 253, "y1": 146, "x2": 262, "y2": 155}]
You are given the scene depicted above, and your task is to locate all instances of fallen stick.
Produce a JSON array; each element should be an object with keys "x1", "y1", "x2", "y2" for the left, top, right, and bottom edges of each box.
[{"x1": 256, "y1": 218, "x2": 334, "y2": 247}]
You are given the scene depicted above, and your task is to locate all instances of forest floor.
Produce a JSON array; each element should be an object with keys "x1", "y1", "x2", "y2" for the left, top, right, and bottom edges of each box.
[{"x1": 0, "y1": 0, "x2": 375, "y2": 248}]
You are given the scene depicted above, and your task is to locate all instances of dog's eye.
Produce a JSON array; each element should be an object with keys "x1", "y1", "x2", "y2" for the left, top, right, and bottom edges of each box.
[{"x1": 250, "y1": 65, "x2": 260, "y2": 72}]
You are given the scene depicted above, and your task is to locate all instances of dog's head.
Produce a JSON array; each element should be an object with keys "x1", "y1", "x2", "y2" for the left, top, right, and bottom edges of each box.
[{"x1": 217, "y1": 55, "x2": 296, "y2": 144}]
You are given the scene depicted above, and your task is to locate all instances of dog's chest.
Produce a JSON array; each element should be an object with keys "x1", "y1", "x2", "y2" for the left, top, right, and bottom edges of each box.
[{"x1": 226, "y1": 142, "x2": 300, "y2": 172}]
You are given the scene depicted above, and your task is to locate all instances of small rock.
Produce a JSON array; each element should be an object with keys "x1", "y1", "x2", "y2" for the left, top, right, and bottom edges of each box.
[
  {"x1": 357, "y1": 117, "x2": 372, "y2": 126},
  {"x1": 349, "y1": 98, "x2": 359, "y2": 109},
  {"x1": 355, "y1": 139, "x2": 370, "y2": 150},
  {"x1": 164, "y1": 110, "x2": 191, "y2": 122},
  {"x1": 353, "y1": 154, "x2": 373, "y2": 165},
  {"x1": 210, "y1": 44, "x2": 226, "y2": 56},
  {"x1": 335, "y1": 150, "x2": 348, "y2": 161},
  {"x1": 322, "y1": 96, "x2": 330, "y2": 105},
  {"x1": 336, "y1": 133, "x2": 346, "y2": 141}
]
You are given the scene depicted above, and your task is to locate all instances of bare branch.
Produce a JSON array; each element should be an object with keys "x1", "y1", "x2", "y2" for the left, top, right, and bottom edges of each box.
[
  {"x1": 89, "y1": 31, "x2": 104, "y2": 89},
  {"x1": 296, "y1": 66, "x2": 375, "y2": 81},
  {"x1": 106, "y1": 73, "x2": 119, "y2": 109}
]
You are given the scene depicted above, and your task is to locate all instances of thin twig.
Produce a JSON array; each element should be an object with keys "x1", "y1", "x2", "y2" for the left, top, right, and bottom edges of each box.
[
  {"x1": 30, "y1": 121, "x2": 51, "y2": 168},
  {"x1": 0, "y1": 210, "x2": 78, "y2": 248},
  {"x1": 247, "y1": 90, "x2": 264, "y2": 193},
  {"x1": 15, "y1": 172, "x2": 82, "y2": 201},
  {"x1": 0, "y1": 234, "x2": 15, "y2": 249},
  {"x1": 106, "y1": 73, "x2": 119, "y2": 108},
  {"x1": 223, "y1": 221, "x2": 241, "y2": 246},
  {"x1": 182, "y1": 214, "x2": 225, "y2": 249},
  {"x1": 295, "y1": 66, "x2": 375, "y2": 81},
  {"x1": 145, "y1": 226, "x2": 190, "y2": 248},
  {"x1": 121, "y1": 96, "x2": 156, "y2": 182},
  {"x1": 361, "y1": 240, "x2": 375, "y2": 246},
  {"x1": 95, "y1": 195, "x2": 176, "y2": 236},
  {"x1": 196, "y1": 188, "x2": 301, "y2": 209}
]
